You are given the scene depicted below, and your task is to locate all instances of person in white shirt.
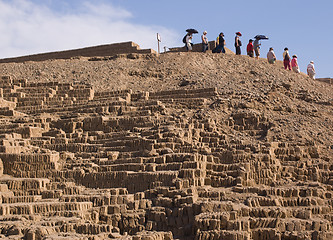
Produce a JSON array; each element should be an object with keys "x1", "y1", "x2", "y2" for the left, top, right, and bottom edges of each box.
[
  {"x1": 186, "y1": 33, "x2": 193, "y2": 52},
  {"x1": 201, "y1": 31, "x2": 208, "y2": 52},
  {"x1": 253, "y1": 38, "x2": 261, "y2": 59},
  {"x1": 307, "y1": 61, "x2": 316, "y2": 79},
  {"x1": 267, "y1": 47, "x2": 276, "y2": 64}
]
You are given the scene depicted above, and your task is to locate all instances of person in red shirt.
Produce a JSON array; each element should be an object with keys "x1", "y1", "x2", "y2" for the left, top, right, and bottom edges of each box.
[{"x1": 247, "y1": 39, "x2": 254, "y2": 57}]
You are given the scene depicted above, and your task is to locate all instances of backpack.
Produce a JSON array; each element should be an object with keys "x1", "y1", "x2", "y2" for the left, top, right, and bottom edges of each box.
[
  {"x1": 284, "y1": 52, "x2": 290, "y2": 61},
  {"x1": 182, "y1": 35, "x2": 187, "y2": 44}
]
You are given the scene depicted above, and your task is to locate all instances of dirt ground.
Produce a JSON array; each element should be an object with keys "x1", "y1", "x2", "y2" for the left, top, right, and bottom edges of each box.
[{"x1": 0, "y1": 51, "x2": 332, "y2": 149}]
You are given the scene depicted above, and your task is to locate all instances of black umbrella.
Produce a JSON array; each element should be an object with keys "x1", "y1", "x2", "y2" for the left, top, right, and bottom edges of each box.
[
  {"x1": 186, "y1": 28, "x2": 199, "y2": 34},
  {"x1": 254, "y1": 35, "x2": 269, "y2": 40}
]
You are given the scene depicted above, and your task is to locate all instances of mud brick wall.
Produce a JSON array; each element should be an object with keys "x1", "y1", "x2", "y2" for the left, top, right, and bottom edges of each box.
[
  {"x1": 81, "y1": 171, "x2": 178, "y2": 193},
  {"x1": 168, "y1": 41, "x2": 216, "y2": 53},
  {"x1": 0, "y1": 159, "x2": 3, "y2": 176},
  {"x1": 0, "y1": 42, "x2": 156, "y2": 63},
  {"x1": 0, "y1": 152, "x2": 60, "y2": 177},
  {"x1": 0, "y1": 76, "x2": 332, "y2": 239},
  {"x1": 316, "y1": 78, "x2": 333, "y2": 84}
]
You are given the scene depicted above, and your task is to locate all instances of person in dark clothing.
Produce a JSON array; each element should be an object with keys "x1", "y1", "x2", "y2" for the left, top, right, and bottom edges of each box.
[
  {"x1": 215, "y1": 32, "x2": 225, "y2": 53},
  {"x1": 235, "y1": 32, "x2": 242, "y2": 55},
  {"x1": 283, "y1": 47, "x2": 291, "y2": 70}
]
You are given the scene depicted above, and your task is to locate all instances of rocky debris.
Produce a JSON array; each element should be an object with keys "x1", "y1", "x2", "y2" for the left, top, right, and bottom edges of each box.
[{"x1": 0, "y1": 51, "x2": 332, "y2": 239}]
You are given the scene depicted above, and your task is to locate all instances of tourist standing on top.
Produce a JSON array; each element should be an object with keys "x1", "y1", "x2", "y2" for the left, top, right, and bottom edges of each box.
[
  {"x1": 235, "y1": 32, "x2": 242, "y2": 55},
  {"x1": 283, "y1": 47, "x2": 291, "y2": 70},
  {"x1": 247, "y1": 39, "x2": 254, "y2": 57},
  {"x1": 267, "y1": 47, "x2": 277, "y2": 64},
  {"x1": 186, "y1": 33, "x2": 193, "y2": 52},
  {"x1": 214, "y1": 32, "x2": 225, "y2": 53},
  {"x1": 253, "y1": 38, "x2": 261, "y2": 59},
  {"x1": 307, "y1": 61, "x2": 316, "y2": 79},
  {"x1": 201, "y1": 31, "x2": 209, "y2": 53},
  {"x1": 291, "y1": 55, "x2": 300, "y2": 73}
]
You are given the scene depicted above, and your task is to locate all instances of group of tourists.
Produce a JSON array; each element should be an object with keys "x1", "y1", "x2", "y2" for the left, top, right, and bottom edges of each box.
[
  {"x1": 184, "y1": 30, "x2": 316, "y2": 79},
  {"x1": 283, "y1": 48, "x2": 300, "y2": 73},
  {"x1": 264, "y1": 47, "x2": 315, "y2": 78},
  {"x1": 264, "y1": 47, "x2": 300, "y2": 73}
]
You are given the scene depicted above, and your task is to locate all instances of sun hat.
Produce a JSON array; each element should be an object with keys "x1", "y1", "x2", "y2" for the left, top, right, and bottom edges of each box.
[
  {"x1": 236, "y1": 32, "x2": 242, "y2": 36},
  {"x1": 293, "y1": 55, "x2": 297, "y2": 58},
  {"x1": 203, "y1": 31, "x2": 207, "y2": 34}
]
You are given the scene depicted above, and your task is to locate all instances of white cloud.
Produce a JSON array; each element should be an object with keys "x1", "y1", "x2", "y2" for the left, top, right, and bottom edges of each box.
[
  {"x1": 0, "y1": 0, "x2": 179, "y2": 58},
  {"x1": 81, "y1": 2, "x2": 132, "y2": 20}
]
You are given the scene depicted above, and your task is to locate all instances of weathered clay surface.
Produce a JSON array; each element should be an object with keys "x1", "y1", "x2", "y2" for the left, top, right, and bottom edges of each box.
[{"x1": 0, "y1": 49, "x2": 332, "y2": 240}]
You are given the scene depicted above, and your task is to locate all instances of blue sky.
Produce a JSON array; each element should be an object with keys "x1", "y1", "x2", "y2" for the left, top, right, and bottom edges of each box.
[{"x1": 0, "y1": 0, "x2": 332, "y2": 77}]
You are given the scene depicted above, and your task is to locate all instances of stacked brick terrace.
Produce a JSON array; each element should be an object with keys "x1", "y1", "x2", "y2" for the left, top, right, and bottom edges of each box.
[{"x1": 0, "y1": 75, "x2": 332, "y2": 240}]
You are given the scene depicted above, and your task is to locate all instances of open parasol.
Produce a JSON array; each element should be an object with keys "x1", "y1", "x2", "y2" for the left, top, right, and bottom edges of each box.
[
  {"x1": 254, "y1": 35, "x2": 269, "y2": 40},
  {"x1": 186, "y1": 28, "x2": 199, "y2": 34}
]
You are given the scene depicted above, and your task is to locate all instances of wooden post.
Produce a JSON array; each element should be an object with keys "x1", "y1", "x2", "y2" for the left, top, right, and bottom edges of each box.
[{"x1": 157, "y1": 33, "x2": 161, "y2": 54}]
